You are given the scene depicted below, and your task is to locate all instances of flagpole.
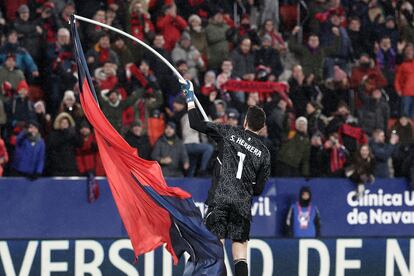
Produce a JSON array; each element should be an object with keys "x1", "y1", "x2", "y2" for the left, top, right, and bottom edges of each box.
[{"x1": 71, "y1": 14, "x2": 210, "y2": 122}]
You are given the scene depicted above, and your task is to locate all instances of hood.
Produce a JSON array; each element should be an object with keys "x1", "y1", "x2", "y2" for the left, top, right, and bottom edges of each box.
[{"x1": 299, "y1": 186, "x2": 312, "y2": 207}]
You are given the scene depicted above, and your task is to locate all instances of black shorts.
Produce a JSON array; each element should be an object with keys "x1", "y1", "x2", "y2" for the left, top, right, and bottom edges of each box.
[{"x1": 204, "y1": 205, "x2": 250, "y2": 241}]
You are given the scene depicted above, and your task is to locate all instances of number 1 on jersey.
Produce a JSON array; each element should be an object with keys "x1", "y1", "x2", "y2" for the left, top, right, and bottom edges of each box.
[{"x1": 236, "y1": 152, "x2": 246, "y2": 179}]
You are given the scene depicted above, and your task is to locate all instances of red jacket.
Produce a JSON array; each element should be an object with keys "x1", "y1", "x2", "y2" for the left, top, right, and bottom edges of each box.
[
  {"x1": 350, "y1": 66, "x2": 387, "y2": 90},
  {"x1": 129, "y1": 12, "x2": 155, "y2": 41},
  {"x1": 76, "y1": 134, "x2": 105, "y2": 176},
  {"x1": 395, "y1": 59, "x2": 414, "y2": 97},
  {"x1": 156, "y1": 14, "x2": 188, "y2": 52}
]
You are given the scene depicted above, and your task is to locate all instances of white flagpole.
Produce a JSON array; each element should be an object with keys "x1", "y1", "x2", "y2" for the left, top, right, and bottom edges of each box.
[{"x1": 71, "y1": 14, "x2": 210, "y2": 121}]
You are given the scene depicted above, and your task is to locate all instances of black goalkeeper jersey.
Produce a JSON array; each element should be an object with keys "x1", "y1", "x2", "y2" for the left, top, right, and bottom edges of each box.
[{"x1": 188, "y1": 109, "x2": 271, "y2": 219}]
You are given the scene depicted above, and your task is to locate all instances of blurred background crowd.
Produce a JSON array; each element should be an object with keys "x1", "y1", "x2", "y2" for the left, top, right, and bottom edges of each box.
[{"x1": 0, "y1": 0, "x2": 413, "y2": 188}]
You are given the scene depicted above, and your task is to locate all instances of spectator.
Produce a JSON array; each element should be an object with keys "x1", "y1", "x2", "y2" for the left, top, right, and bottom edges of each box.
[
  {"x1": 127, "y1": 0, "x2": 155, "y2": 62},
  {"x1": 309, "y1": 132, "x2": 325, "y2": 177},
  {"x1": 95, "y1": 62, "x2": 119, "y2": 91},
  {"x1": 348, "y1": 16, "x2": 372, "y2": 59},
  {"x1": 124, "y1": 120, "x2": 151, "y2": 160},
  {"x1": 84, "y1": 9, "x2": 107, "y2": 47},
  {"x1": 266, "y1": 97, "x2": 289, "y2": 157},
  {"x1": 357, "y1": 84, "x2": 390, "y2": 135},
  {"x1": 143, "y1": 34, "x2": 175, "y2": 97},
  {"x1": 370, "y1": 129, "x2": 399, "y2": 178},
  {"x1": 47, "y1": 112, "x2": 80, "y2": 176},
  {"x1": 151, "y1": 122, "x2": 189, "y2": 177},
  {"x1": 76, "y1": 121, "x2": 103, "y2": 176},
  {"x1": 33, "y1": 101, "x2": 52, "y2": 138},
  {"x1": 375, "y1": 36, "x2": 396, "y2": 83},
  {"x1": 319, "y1": 11, "x2": 353, "y2": 78},
  {"x1": 321, "y1": 65, "x2": 351, "y2": 117},
  {"x1": 58, "y1": 90, "x2": 84, "y2": 126},
  {"x1": 395, "y1": 43, "x2": 414, "y2": 118},
  {"x1": 128, "y1": 1, "x2": 155, "y2": 43},
  {"x1": 254, "y1": 34, "x2": 283, "y2": 81},
  {"x1": 288, "y1": 26, "x2": 340, "y2": 81},
  {"x1": 111, "y1": 36, "x2": 134, "y2": 68},
  {"x1": 12, "y1": 121, "x2": 45, "y2": 179},
  {"x1": 230, "y1": 37, "x2": 255, "y2": 81},
  {"x1": 259, "y1": 19, "x2": 286, "y2": 52},
  {"x1": 0, "y1": 132, "x2": 7, "y2": 176},
  {"x1": 346, "y1": 144, "x2": 375, "y2": 197},
  {"x1": 156, "y1": 4, "x2": 188, "y2": 52},
  {"x1": 0, "y1": 54, "x2": 25, "y2": 95},
  {"x1": 322, "y1": 132, "x2": 348, "y2": 176},
  {"x1": 13, "y1": 5, "x2": 44, "y2": 64},
  {"x1": 177, "y1": 99, "x2": 214, "y2": 176},
  {"x1": 205, "y1": 9, "x2": 230, "y2": 70},
  {"x1": 6, "y1": 80, "x2": 36, "y2": 128},
  {"x1": 0, "y1": 29, "x2": 39, "y2": 78},
  {"x1": 226, "y1": 108, "x2": 240, "y2": 127},
  {"x1": 37, "y1": 2, "x2": 60, "y2": 44},
  {"x1": 391, "y1": 116, "x2": 414, "y2": 145},
  {"x1": 234, "y1": 15, "x2": 261, "y2": 48},
  {"x1": 276, "y1": 117, "x2": 310, "y2": 177},
  {"x1": 45, "y1": 27, "x2": 76, "y2": 115},
  {"x1": 188, "y1": 14, "x2": 207, "y2": 56},
  {"x1": 288, "y1": 65, "x2": 318, "y2": 117},
  {"x1": 172, "y1": 32, "x2": 205, "y2": 83},
  {"x1": 86, "y1": 33, "x2": 119, "y2": 70},
  {"x1": 306, "y1": 101, "x2": 326, "y2": 137},
  {"x1": 98, "y1": 88, "x2": 142, "y2": 133},
  {"x1": 56, "y1": 1, "x2": 76, "y2": 29},
  {"x1": 286, "y1": 186, "x2": 321, "y2": 238},
  {"x1": 350, "y1": 53, "x2": 387, "y2": 91}
]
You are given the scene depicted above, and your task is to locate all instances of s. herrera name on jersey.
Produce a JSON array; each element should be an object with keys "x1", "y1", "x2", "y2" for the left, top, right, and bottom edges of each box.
[{"x1": 230, "y1": 135, "x2": 262, "y2": 157}]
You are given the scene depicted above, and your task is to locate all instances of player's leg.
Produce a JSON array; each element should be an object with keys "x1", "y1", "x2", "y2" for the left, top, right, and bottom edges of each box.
[
  {"x1": 232, "y1": 240, "x2": 248, "y2": 276},
  {"x1": 227, "y1": 212, "x2": 250, "y2": 276}
]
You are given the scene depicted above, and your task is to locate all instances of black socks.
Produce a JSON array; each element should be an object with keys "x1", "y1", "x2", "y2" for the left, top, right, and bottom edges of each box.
[{"x1": 234, "y1": 258, "x2": 248, "y2": 276}]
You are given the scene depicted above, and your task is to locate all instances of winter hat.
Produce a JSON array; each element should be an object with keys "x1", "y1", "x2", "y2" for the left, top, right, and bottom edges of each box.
[
  {"x1": 17, "y1": 80, "x2": 29, "y2": 92},
  {"x1": 227, "y1": 108, "x2": 240, "y2": 120},
  {"x1": 130, "y1": 120, "x2": 143, "y2": 128},
  {"x1": 166, "y1": 121, "x2": 176, "y2": 130},
  {"x1": 333, "y1": 66, "x2": 347, "y2": 82},
  {"x1": 27, "y1": 120, "x2": 40, "y2": 129},
  {"x1": 295, "y1": 116, "x2": 308, "y2": 129},
  {"x1": 34, "y1": 101, "x2": 46, "y2": 112},
  {"x1": 188, "y1": 14, "x2": 201, "y2": 24},
  {"x1": 42, "y1": 2, "x2": 55, "y2": 10},
  {"x1": 18, "y1": 5, "x2": 29, "y2": 14},
  {"x1": 180, "y1": 32, "x2": 191, "y2": 41},
  {"x1": 262, "y1": 34, "x2": 272, "y2": 42},
  {"x1": 63, "y1": 90, "x2": 76, "y2": 102}
]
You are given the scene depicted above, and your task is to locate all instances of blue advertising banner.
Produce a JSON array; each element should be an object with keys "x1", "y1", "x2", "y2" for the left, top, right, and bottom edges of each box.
[
  {"x1": 0, "y1": 238, "x2": 413, "y2": 276},
  {"x1": 0, "y1": 178, "x2": 413, "y2": 238}
]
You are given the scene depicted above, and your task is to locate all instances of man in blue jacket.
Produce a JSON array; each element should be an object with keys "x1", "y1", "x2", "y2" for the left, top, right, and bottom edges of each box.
[{"x1": 12, "y1": 121, "x2": 45, "y2": 179}]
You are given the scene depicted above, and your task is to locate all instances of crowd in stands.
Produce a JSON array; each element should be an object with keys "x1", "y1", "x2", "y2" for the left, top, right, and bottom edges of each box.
[{"x1": 0, "y1": 0, "x2": 413, "y2": 189}]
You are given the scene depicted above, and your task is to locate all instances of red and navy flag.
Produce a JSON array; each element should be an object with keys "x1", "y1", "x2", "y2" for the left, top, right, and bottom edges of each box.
[{"x1": 70, "y1": 16, "x2": 225, "y2": 275}]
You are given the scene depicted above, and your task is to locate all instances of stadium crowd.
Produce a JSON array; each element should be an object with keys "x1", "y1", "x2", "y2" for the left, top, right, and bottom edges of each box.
[{"x1": 0, "y1": 0, "x2": 413, "y2": 189}]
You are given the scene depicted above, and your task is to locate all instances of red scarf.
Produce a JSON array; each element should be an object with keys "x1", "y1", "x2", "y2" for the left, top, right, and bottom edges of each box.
[{"x1": 98, "y1": 48, "x2": 110, "y2": 65}]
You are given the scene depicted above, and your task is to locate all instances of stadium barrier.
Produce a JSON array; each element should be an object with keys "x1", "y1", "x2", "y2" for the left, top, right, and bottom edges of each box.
[{"x1": 1, "y1": 177, "x2": 413, "y2": 275}]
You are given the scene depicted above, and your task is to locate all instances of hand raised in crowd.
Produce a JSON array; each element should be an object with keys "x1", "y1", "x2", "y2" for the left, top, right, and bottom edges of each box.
[
  {"x1": 292, "y1": 26, "x2": 301, "y2": 35},
  {"x1": 397, "y1": 41, "x2": 407, "y2": 53},
  {"x1": 332, "y1": 27, "x2": 340, "y2": 36},
  {"x1": 161, "y1": 156, "x2": 173, "y2": 165}
]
